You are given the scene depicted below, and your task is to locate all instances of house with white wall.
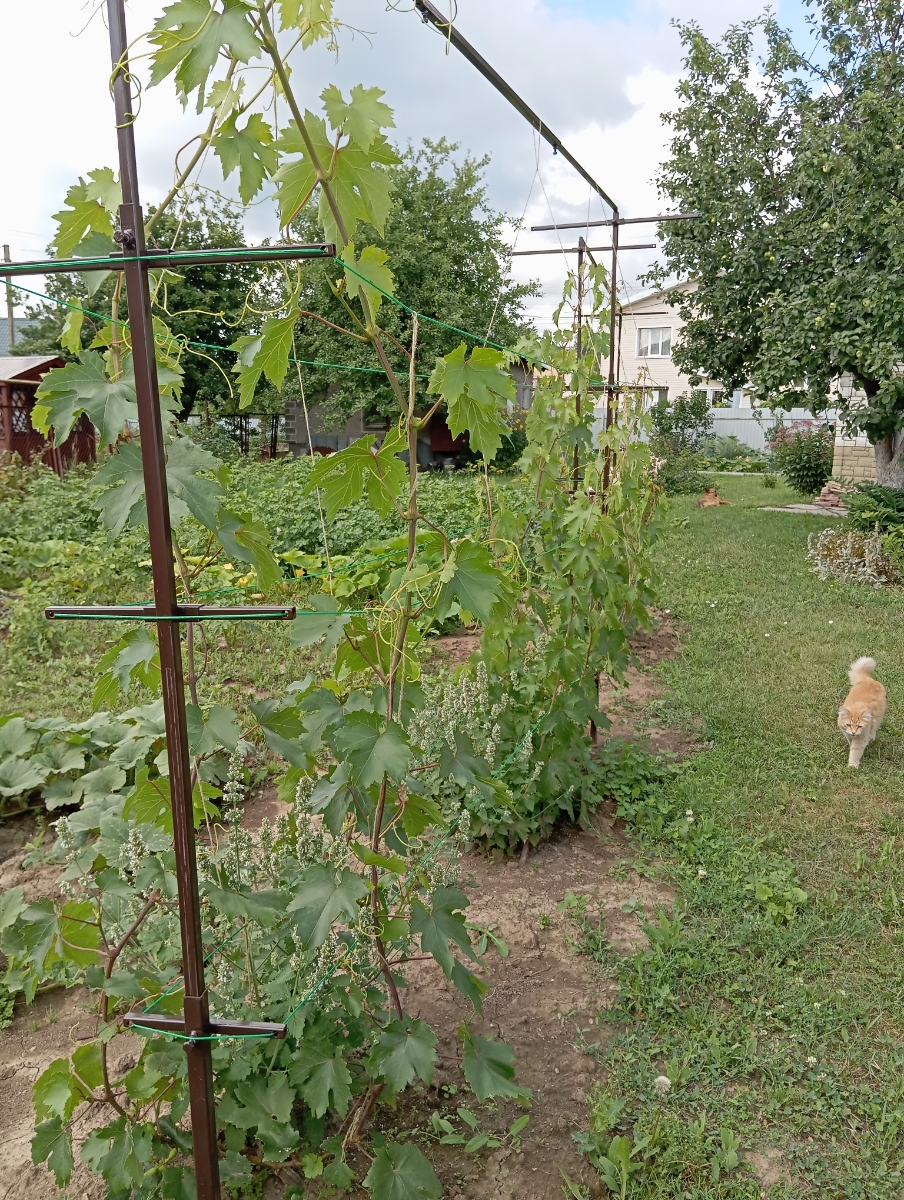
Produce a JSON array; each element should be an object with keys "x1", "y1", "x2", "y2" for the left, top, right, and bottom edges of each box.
[{"x1": 598, "y1": 282, "x2": 864, "y2": 470}]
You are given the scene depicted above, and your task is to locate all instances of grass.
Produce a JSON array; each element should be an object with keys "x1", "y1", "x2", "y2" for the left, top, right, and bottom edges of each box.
[{"x1": 575, "y1": 475, "x2": 904, "y2": 1198}]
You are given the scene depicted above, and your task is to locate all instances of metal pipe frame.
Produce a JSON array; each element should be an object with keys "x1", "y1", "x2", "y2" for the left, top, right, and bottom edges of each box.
[
  {"x1": 45, "y1": 604, "x2": 297, "y2": 622},
  {"x1": 0, "y1": 244, "x2": 335, "y2": 279},
  {"x1": 531, "y1": 212, "x2": 701, "y2": 232},
  {"x1": 413, "y1": 0, "x2": 617, "y2": 214},
  {"x1": 511, "y1": 243, "x2": 655, "y2": 257}
]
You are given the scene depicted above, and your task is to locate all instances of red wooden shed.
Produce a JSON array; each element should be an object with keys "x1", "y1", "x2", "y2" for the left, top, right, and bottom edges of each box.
[{"x1": 0, "y1": 356, "x2": 96, "y2": 473}]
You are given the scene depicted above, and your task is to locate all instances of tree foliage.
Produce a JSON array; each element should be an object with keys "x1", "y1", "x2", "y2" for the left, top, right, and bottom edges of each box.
[
  {"x1": 285, "y1": 139, "x2": 537, "y2": 426},
  {"x1": 649, "y1": 1, "x2": 904, "y2": 483}
]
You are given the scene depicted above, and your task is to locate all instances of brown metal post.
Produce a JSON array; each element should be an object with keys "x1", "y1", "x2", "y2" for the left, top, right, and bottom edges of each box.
[
  {"x1": 573, "y1": 237, "x2": 584, "y2": 495},
  {"x1": 602, "y1": 209, "x2": 619, "y2": 498},
  {"x1": 105, "y1": 3, "x2": 221, "y2": 1197},
  {"x1": 3, "y1": 245, "x2": 14, "y2": 349}
]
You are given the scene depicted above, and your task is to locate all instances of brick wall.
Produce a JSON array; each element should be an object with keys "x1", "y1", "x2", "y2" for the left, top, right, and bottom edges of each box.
[{"x1": 833, "y1": 437, "x2": 876, "y2": 483}]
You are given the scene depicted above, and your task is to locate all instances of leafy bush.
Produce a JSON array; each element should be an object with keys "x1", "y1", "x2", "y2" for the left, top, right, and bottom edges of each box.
[
  {"x1": 649, "y1": 391, "x2": 713, "y2": 454},
  {"x1": 845, "y1": 480, "x2": 904, "y2": 532},
  {"x1": 655, "y1": 448, "x2": 712, "y2": 496},
  {"x1": 768, "y1": 422, "x2": 834, "y2": 495}
]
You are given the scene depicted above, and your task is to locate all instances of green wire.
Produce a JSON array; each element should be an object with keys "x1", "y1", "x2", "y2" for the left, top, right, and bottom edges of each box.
[{"x1": 8, "y1": 281, "x2": 424, "y2": 379}]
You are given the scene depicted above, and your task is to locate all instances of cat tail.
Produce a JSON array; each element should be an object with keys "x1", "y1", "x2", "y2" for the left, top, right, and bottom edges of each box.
[{"x1": 849, "y1": 656, "x2": 877, "y2": 684}]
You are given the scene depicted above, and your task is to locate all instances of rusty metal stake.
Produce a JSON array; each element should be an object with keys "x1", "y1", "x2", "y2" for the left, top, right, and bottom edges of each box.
[{"x1": 106, "y1": 2, "x2": 220, "y2": 1195}]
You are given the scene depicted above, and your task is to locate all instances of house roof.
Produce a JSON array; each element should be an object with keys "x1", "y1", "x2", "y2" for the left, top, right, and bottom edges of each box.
[
  {"x1": 620, "y1": 280, "x2": 694, "y2": 315},
  {"x1": 0, "y1": 355, "x2": 63, "y2": 383}
]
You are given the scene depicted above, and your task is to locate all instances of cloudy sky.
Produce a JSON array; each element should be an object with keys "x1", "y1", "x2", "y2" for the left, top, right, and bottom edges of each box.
[{"x1": 1, "y1": 0, "x2": 811, "y2": 330}]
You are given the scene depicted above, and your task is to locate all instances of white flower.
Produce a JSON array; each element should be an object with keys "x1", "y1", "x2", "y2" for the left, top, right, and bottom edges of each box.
[
  {"x1": 765, "y1": 633, "x2": 771, "y2": 637},
  {"x1": 698, "y1": 868, "x2": 707, "y2": 878},
  {"x1": 807, "y1": 1056, "x2": 817, "y2": 1066},
  {"x1": 828, "y1": 620, "x2": 834, "y2": 625},
  {"x1": 686, "y1": 809, "x2": 694, "y2": 816},
  {"x1": 686, "y1": 816, "x2": 695, "y2": 824},
  {"x1": 813, "y1": 1002, "x2": 821, "y2": 1009},
  {"x1": 653, "y1": 1075, "x2": 671, "y2": 1096}
]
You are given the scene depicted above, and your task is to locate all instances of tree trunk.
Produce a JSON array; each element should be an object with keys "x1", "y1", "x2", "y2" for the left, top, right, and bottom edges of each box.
[{"x1": 873, "y1": 433, "x2": 904, "y2": 488}]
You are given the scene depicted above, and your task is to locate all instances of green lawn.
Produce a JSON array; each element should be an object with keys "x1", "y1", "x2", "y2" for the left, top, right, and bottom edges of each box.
[{"x1": 578, "y1": 475, "x2": 904, "y2": 1198}]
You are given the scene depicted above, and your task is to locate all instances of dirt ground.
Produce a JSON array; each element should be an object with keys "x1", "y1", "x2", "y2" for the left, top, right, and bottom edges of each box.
[{"x1": 0, "y1": 616, "x2": 680, "y2": 1199}]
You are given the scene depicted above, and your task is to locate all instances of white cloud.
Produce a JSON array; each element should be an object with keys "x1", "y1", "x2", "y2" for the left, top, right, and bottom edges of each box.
[{"x1": 0, "y1": 0, "x2": 806, "y2": 325}]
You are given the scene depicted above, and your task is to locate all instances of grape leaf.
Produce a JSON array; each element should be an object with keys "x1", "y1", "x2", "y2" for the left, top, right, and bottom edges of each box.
[
  {"x1": 149, "y1": 0, "x2": 260, "y2": 108},
  {"x1": 438, "y1": 731, "x2": 492, "y2": 787},
  {"x1": 461, "y1": 1033, "x2": 531, "y2": 1102},
  {"x1": 72, "y1": 230, "x2": 118, "y2": 298},
  {"x1": 215, "y1": 509, "x2": 282, "y2": 588},
  {"x1": 0, "y1": 886, "x2": 25, "y2": 933},
  {"x1": 427, "y1": 343, "x2": 515, "y2": 460},
  {"x1": 410, "y1": 887, "x2": 477, "y2": 978},
  {"x1": 249, "y1": 699, "x2": 309, "y2": 768},
  {"x1": 59, "y1": 900, "x2": 100, "y2": 966},
  {"x1": 309, "y1": 761, "x2": 354, "y2": 837},
  {"x1": 33, "y1": 352, "x2": 137, "y2": 449},
  {"x1": 80, "y1": 1118, "x2": 153, "y2": 1192},
  {"x1": 213, "y1": 112, "x2": 276, "y2": 203},
  {"x1": 437, "y1": 539, "x2": 508, "y2": 623},
  {"x1": 59, "y1": 308, "x2": 84, "y2": 354},
  {"x1": 31, "y1": 1118, "x2": 74, "y2": 1187},
  {"x1": 14, "y1": 899, "x2": 61, "y2": 978},
  {"x1": 341, "y1": 242, "x2": 395, "y2": 319},
  {"x1": 231, "y1": 311, "x2": 297, "y2": 409},
  {"x1": 350, "y1": 843, "x2": 406, "y2": 873},
  {"x1": 33, "y1": 1059, "x2": 80, "y2": 1121},
  {"x1": 399, "y1": 792, "x2": 443, "y2": 837},
  {"x1": 329, "y1": 712, "x2": 412, "y2": 787},
  {"x1": 161, "y1": 1165, "x2": 198, "y2": 1200},
  {"x1": 219, "y1": 1072, "x2": 295, "y2": 1127},
  {"x1": 92, "y1": 437, "x2": 224, "y2": 536},
  {"x1": 287, "y1": 863, "x2": 368, "y2": 948},
  {"x1": 323, "y1": 134, "x2": 399, "y2": 247},
  {"x1": 451, "y1": 960, "x2": 487, "y2": 1013},
  {"x1": 322, "y1": 84, "x2": 395, "y2": 151},
  {"x1": 204, "y1": 882, "x2": 286, "y2": 927},
  {"x1": 363, "y1": 1142, "x2": 442, "y2": 1200},
  {"x1": 277, "y1": 0, "x2": 334, "y2": 45},
  {"x1": 368, "y1": 1018, "x2": 437, "y2": 1091},
  {"x1": 289, "y1": 593, "x2": 352, "y2": 652},
  {"x1": 274, "y1": 114, "x2": 398, "y2": 243},
  {"x1": 307, "y1": 428, "x2": 406, "y2": 519},
  {"x1": 290, "y1": 1046, "x2": 353, "y2": 1117},
  {"x1": 51, "y1": 172, "x2": 117, "y2": 257}
]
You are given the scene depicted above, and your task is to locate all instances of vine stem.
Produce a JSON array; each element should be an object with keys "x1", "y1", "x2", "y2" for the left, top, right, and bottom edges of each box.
[
  {"x1": 254, "y1": 0, "x2": 408, "y2": 411},
  {"x1": 99, "y1": 890, "x2": 160, "y2": 1116}
]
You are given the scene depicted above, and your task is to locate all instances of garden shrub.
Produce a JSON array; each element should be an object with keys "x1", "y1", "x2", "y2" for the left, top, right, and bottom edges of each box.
[
  {"x1": 768, "y1": 421, "x2": 834, "y2": 495},
  {"x1": 845, "y1": 480, "x2": 904, "y2": 532},
  {"x1": 649, "y1": 392, "x2": 714, "y2": 495},
  {"x1": 806, "y1": 524, "x2": 898, "y2": 587}
]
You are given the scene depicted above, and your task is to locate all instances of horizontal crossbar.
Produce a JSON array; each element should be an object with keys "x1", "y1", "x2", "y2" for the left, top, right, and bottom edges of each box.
[
  {"x1": 44, "y1": 604, "x2": 296, "y2": 622},
  {"x1": 1, "y1": 243, "x2": 335, "y2": 278},
  {"x1": 531, "y1": 213, "x2": 702, "y2": 232},
  {"x1": 122, "y1": 1012, "x2": 287, "y2": 1039},
  {"x1": 511, "y1": 243, "x2": 656, "y2": 257}
]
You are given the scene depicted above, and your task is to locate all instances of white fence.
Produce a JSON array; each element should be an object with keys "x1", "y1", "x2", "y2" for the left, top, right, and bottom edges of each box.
[{"x1": 708, "y1": 408, "x2": 837, "y2": 451}]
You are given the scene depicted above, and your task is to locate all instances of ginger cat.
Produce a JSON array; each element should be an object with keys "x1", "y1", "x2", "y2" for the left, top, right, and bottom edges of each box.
[{"x1": 838, "y1": 657, "x2": 886, "y2": 768}]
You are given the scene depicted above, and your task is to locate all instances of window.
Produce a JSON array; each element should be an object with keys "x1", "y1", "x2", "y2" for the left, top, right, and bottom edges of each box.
[
  {"x1": 644, "y1": 387, "x2": 668, "y2": 409},
  {"x1": 636, "y1": 327, "x2": 671, "y2": 358}
]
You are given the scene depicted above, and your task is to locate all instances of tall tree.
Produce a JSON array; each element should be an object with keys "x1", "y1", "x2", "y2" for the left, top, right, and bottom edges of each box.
[
  {"x1": 648, "y1": 1, "x2": 904, "y2": 485},
  {"x1": 285, "y1": 138, "x2": 538, "y2": 425}
]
